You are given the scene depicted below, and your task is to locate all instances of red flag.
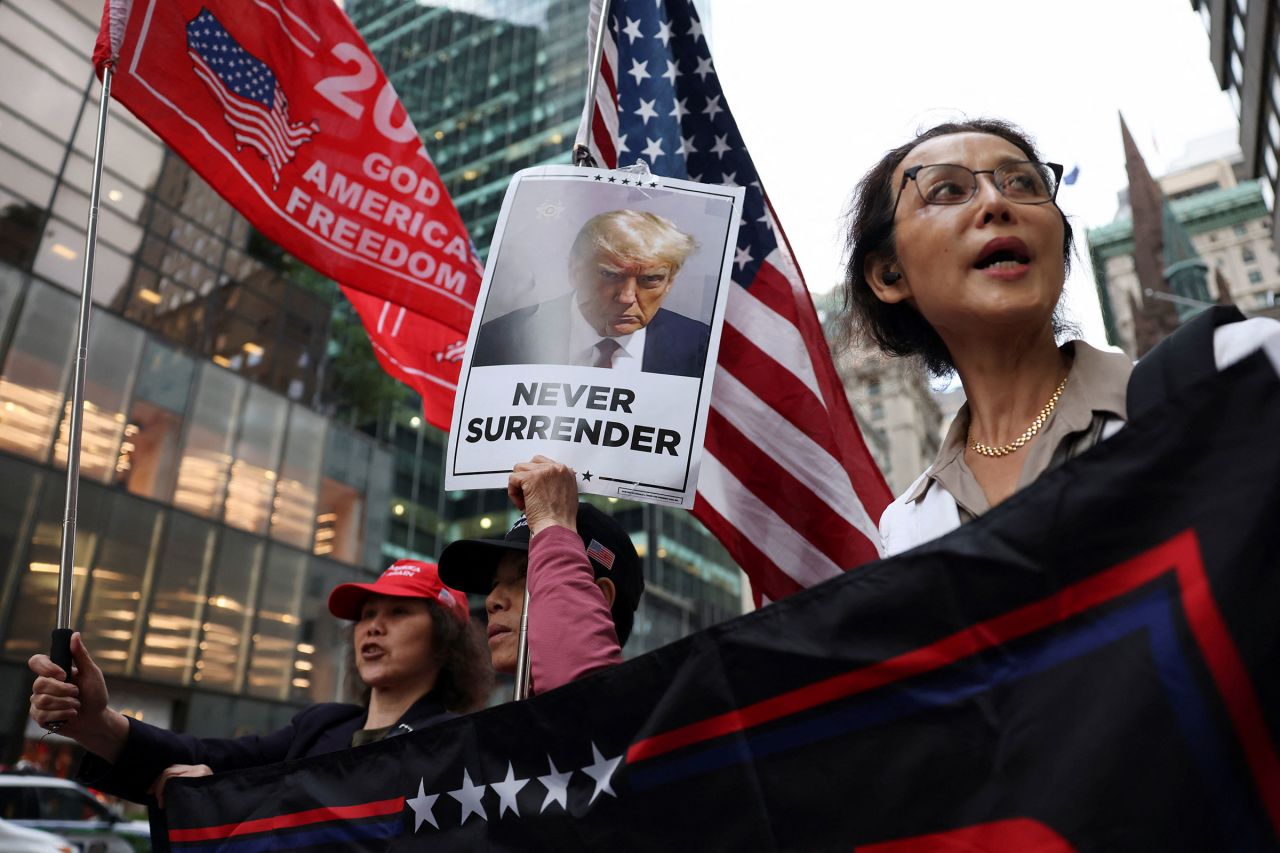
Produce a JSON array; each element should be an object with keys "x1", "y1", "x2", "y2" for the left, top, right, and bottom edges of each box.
[
  {"x1": 584, "y1": 0, "x2": 893, "y2": 601},
  {"x1": 93, "y1": 0, "x2": 483, "y2": 426}
]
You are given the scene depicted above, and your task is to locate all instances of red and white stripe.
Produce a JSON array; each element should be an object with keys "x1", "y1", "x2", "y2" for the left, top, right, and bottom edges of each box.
[{"x1": 587, "y1": 19, "x2": 892, "y2": 603}]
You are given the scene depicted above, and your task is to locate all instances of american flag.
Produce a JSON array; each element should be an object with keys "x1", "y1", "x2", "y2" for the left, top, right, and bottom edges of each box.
[
  {"x1": 586, "y1": 538, "x2": 617, "y2": 571},
  {"x1": 582, "y1": 0, "x2": 892, "y2": 601},
  {"x1": 186, "y1": 9, "x2": 318, "y2": 188}
]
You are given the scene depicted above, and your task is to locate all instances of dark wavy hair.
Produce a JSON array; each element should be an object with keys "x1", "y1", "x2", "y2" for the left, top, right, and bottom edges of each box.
[
  {"x1": 348, "y1": 598, "x2": 493, "y2": 713},
  {"x1": 839, "y1": 118, "x2": 1076, "y2": 376}
]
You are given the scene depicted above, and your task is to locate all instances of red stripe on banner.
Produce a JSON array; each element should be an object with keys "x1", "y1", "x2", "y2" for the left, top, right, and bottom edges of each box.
[
  {"x1": 601, "y1": 53, "x2": 618, "y2": 110},
  {"x1": 715, "y1": 324, "x2": 845, "y2": 462},
  {"x1": 628, "y1": 528, "x2": 1280, "y2": 831},
  {"x1": 860, "y1": 819, "x2": 1080, "y2": 853},
  {"x1": 703, "y1": 410, "x2": 877, "y2": 570},
  {"x1": 691, "y1": 495, "x2": 804, "y2": 602},
  {"x1": 168, "y1": 796, "x2": 406, "y2": 843}
]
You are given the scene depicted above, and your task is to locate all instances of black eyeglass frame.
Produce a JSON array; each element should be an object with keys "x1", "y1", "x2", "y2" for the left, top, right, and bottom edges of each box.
[{"x1": 892, "y1": 160, "x2": 1065, "y2": 218}]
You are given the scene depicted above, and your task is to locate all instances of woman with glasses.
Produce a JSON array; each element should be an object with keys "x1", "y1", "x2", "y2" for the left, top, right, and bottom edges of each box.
[{"x1": 842, "y1": 118, "x2": 1276, "y2": 554}]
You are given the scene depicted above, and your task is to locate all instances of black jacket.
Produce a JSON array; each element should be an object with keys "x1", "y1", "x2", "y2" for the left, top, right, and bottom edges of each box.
[{"x1": 76, "y1": 693, "x2": 453, "y2": 804}]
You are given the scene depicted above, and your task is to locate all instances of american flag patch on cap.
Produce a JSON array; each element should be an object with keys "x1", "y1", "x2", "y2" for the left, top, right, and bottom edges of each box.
[{"x1": 586, "y1": 539, "x2": 615, "y2": 570}]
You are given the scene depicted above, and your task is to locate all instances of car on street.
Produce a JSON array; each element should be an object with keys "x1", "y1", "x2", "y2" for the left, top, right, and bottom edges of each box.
[
  {"x1": 0, "y1": 774, "x2": 147, "y2": 853},
  {"x1": 0, "y1": 817, "x2": 75, "y2": 853}
]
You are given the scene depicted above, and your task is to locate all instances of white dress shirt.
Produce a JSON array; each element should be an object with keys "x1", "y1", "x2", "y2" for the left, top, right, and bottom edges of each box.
[{"x1": 567, "y1": 298, "x2": 646, "y2": 373}]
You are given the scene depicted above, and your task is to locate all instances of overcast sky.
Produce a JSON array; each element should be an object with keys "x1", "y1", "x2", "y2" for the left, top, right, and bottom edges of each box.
[{"x1": 704, "y1": 0, "x2": 1240, "y2": 345}]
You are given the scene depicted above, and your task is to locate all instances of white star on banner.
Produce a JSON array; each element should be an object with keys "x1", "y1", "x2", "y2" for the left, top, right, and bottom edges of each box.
[
  {"x1": 758, "y1": 211, "x2": 774, "y2": 230},
  {"x1": 537, "y1": 756, "x2": 572, "y2": 813},
  {"x1": 634, "y1": 98, "x2": 658, "y2": 124},
  {"x1": 406, "y1": 779, "x2": 439, "y2": 832},
  {"x1": 621, "y1": 16, "x2": 643, "y2": 44},
  {"x1": 677, "y1": 134, "x2": 697, "y2": 158},
  {"x1": 491, "y1": 763, "x2": 529, "y2": 819},
  {"x1": 642, "y1": 137, "x2": 665, "y2": 160},
  {"x1": 722, "y1": 171, "x2": 737, "y2": 185},
  {"x1": 447, "y1": 769, "x2": 487, "y2": 824},
  {"x1": 656, "y1": 19, "x2": 673, "y2": 46},
  {"x1": 662, "y1": 59, "x2": 679, "y2": 84},
  {"x1": 693, "y1": 55, "x2": 714, "y2": 81},
  {"x1": 703, "y1": 96, "x2": 724, "y2": 121},
  {"x1": 710, "y1": 133, "x2": 732, "y2": 158},
  {"x1": 688, "y1": 17, "x2": 704, "y2": 41},
  {"x1": 617, "y1": 133, "x2": 629, "y2": 154},
  {"x1": 670, "y1": 97, "x2": 689, "y2": 121},
  {"x1": 735, "y1": 245, "x2": 753, "y2": 270},
  {"x1": 581, "y1": 743, "x2": 622, "y2": 805},
  {"x1": 627, "y1": 57, "x2": 651, "y2": 85}
]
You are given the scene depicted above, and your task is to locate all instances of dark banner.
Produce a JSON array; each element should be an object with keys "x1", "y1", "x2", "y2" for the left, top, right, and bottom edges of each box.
[{"x1": 161, "y1": 348, "x2": 1280, "y2": 851}]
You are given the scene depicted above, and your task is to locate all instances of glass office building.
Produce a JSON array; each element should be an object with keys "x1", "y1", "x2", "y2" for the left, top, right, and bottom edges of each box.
[
  {"x1": 0, "y1": 0, "x2": 742, "y2": 771},
  {"x1": 347, "y1": 0, "x2": 745, "y2": 657},
  {"x1": 0, "y1": 0, "x2": 392, "y2": 770}
]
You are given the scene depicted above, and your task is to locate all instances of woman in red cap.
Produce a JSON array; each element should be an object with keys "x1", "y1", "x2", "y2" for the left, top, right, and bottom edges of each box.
[{"x1": 26, "y1": 560, "x2": 489, "y2": 805}]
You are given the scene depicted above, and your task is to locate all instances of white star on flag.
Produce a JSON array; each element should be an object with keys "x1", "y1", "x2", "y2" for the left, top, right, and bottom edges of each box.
[
  {"x1": 491, "y1": 763, "x2": 529, "y2": 818},
  {"x1": 581, "y1": 743, "x2": 623, "y2": 805},
  {"x1": 627, "y1": 57, "x2": 651, "y2": 85},
  {"x1": 722, "y1": 170, "x2": 737, "y2": 185},
  {"x1": 634, "y1": 98, "x2": 658, "y2": 124},
  {"x1": 537, "y1": 756, "x2": 573, "y2": 813},
  {"x1": 693, "y1": 55, "x2": 714, "y2": 81},
  {"x1": 703, "y1": 95, "x2": 724, "y2": 121},
  {"x1": 617, "y1": 133, "x2": 629, "y2": 154},
  {"x1": 656, "y1": 19, "x2": 673, "y2": 46},
  {"x1": 621, "y1": 16, "x2": 643, "y2": 43},
  {"x1": 670, "y1": 97, "x2": 689, "y2": 121},
  {"x1": 677, "y1": 134, "x2": 697, "y2": 157},
  {"x1": 642, "y1": 137, "x2": 665, "y2": 160},
  {"x1": 447, "y1": 769, "x2": 488, "y2": 824},
  {"x1": 406, "y1": 779, "x2": 438, "y2": 832},
  {"x1": 663, "y1": 59, "x2": 680, "y2": 84},
  {"x1": 688, "y1": 17, "x2": 704, "y2": 41},
  {"x1": 734, "y1": 245, "x2": 753, "y2": 270},
  {"x1": 710, "y1": 133, "x2": 732, "y2": 158}
]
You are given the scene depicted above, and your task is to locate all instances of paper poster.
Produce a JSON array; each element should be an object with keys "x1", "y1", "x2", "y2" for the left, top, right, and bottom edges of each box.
[{"x1": 446, "y1": 166, "x2": 745, "y2": 508}]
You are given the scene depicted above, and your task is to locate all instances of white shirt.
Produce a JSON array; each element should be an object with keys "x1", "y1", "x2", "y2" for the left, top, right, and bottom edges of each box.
[{"x1": 567, "y1": 298, "x2": 646, "y2": 373}]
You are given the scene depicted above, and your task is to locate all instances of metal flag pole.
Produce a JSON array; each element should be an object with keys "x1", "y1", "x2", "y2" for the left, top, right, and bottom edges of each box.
[
  {"x1": 571, "y1": 0, "x2": 614, "y2": 167},
  {"x1": 512, "y1": 584, "x2": 533, "y2": 700},
  {"x1": 510, "y1": 0, "x2": 614, "y2": 702},
  {"x1": 49, "y1": 63, "x2": 114, "y2": 697}
]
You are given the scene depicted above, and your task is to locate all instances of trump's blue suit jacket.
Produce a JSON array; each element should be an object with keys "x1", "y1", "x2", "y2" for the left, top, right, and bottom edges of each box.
[{"x1": 469, "y1": 293, "x2": 711, "y2": 378}]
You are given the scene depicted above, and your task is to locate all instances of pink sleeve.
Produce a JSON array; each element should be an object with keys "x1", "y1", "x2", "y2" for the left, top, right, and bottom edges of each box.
[{"x1": 527, "y1": 524, "x2": 623, "y2": 694}]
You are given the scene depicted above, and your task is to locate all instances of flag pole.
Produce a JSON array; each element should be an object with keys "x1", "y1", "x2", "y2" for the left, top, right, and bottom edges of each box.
[
  {"x1": 48, "y1": 63, "x2": 113, "y2": 702},
  {"x1": 572, "y1": 0, "x2": 613, "y2": 167},
  {"x1": 511, "y1": 0, "x2": 613, "y2": 701}
]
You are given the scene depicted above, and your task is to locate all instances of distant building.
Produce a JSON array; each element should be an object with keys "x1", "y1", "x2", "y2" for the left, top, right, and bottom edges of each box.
[
  {"x1": 1088, "y1": 148, "x2": 1279, "y2": 358},
  {"x1": 1189, "y1": 0, "x2": 1280, "y2": 245},
  {"x1": 815, "y1": 293, "x2": 941, "y2": 497}
]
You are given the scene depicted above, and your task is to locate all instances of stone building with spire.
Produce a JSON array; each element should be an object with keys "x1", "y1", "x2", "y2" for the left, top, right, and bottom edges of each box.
[{"x1": 1087, "y1": 123, "x2": 1279, "y2": 359}]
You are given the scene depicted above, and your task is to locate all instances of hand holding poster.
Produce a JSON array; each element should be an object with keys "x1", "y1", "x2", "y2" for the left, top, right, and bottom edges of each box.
[{"x1": 447, "y1": 167, "x2": 745, "y2": 508}]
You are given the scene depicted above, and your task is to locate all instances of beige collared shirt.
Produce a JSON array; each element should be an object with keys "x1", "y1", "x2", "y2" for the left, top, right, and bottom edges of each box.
[{"x1": 903, "y1": 340, "x2": 1133, "y2": 522}]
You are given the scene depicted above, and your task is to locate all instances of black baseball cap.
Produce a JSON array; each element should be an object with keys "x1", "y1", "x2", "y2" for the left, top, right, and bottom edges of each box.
[{"x1": 438, "y1": 504, "x2": 644, "y2": 642}]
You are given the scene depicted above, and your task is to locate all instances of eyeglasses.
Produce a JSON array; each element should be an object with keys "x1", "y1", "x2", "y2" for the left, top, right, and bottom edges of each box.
[{"x1": 892, "y1": 160, "x2": 1064, "y2": 217}]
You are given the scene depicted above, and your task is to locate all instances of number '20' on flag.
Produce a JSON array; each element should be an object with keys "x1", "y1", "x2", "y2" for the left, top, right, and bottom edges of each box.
[
  {"x1": 92, "y1": 0, "x2": 484, "y2": 429},
  {"x1": 581, "y1": 0, "x2": 893, "y2": 600}
]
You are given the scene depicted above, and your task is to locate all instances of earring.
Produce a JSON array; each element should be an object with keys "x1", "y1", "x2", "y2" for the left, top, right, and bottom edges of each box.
[{"x1": 883, "y1": 270, "x2": 902, "y2": 284}]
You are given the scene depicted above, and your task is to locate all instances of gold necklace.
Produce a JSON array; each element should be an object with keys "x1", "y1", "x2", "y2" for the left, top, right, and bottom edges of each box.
[{"x1": 968, "y1": 375, "x2": 1069, "y2": 458}]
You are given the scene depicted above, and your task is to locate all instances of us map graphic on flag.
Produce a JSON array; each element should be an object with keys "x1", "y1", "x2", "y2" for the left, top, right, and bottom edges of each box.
[
  {"x1": 158, "y1": 345, "x2": 1280, "y2": 850},
  {"x1": 185, "y1": 8, "x2": 317, "y2": 188}
]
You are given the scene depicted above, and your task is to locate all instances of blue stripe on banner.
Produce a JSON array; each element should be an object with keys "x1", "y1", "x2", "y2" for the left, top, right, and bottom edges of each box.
[
  {"x1": 179, "y1": 815, "x2": 402, "y2": 852},
  {"x1": 627, "y1": 590, "x2": 1270, "y2": 848}
]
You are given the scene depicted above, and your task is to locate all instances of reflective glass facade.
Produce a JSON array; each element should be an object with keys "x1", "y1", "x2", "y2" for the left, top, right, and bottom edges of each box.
[
  {"x1": 348, "y1": 0, "x2": 746, "y2": 657},
  {"x1": 0, "y1": 0, "x2": 392, "y2": 769}
]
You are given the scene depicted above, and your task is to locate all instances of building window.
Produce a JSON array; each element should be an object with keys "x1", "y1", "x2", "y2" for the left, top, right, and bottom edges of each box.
[
  {"x1": 0, "y1": 280, "x2": 78, "y2": 462},
  {"x1": 1243, "y1": 246, "x2": 1257, "y2": 263},
  {"x1": 1249, "y1": 270, "x2": 1263, "y2": 284},
  {"x1": 1234, "y1": 223, "x2": 1248, "y2": 236}
]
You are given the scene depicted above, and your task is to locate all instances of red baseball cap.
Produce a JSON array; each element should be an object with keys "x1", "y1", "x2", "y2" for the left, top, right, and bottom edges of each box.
[{"x1": 328, "y1": 560, "x2": 470, "y2": 625}]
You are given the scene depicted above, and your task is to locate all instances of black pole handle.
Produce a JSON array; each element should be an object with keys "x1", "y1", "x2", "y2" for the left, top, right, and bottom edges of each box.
[{"x1": 50, "y1": 627, "x2": 74, "y2": 681}]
